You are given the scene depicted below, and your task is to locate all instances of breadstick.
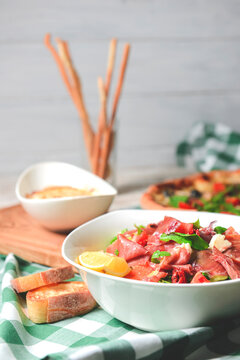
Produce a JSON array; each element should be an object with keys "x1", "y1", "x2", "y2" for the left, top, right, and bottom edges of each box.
[
  {"x1": 105, "y1": 38, "x2": 117, "y2": 95},
  {"x1": 44, "y1": 34, "x2": 72, "y2": 96},
  {"x1": 99, "y1": 43, "x2": 130, "y2": 178},
  {"x1": 92, "y1": 39, "x2": 117, "y2": 176},
  {"x1": 55, "y1": 38, "x2": 94, "y2": 163},
  {"x1": 92, "y1": 77, "x2": 107, "y2": 175},
  {"x1": 110, "y1": 43, "x2": 130, "y2": 127}
]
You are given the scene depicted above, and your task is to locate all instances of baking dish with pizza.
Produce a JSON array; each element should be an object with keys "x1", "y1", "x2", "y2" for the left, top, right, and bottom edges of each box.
[{"x1": 141, "y1": 169, "x2": 240, "y2": 214}]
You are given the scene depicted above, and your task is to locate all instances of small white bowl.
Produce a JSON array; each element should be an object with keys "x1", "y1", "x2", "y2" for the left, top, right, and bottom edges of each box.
[
  {"x1": 62, "y1": 209, "x2": 240, "y2": 332},
  {"x1": 16, "y1": 162, "x2": 117, "y2": 231}
]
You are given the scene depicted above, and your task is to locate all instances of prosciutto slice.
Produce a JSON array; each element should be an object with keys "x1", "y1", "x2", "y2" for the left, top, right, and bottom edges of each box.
[
  {"x1": 147, "y1": 217, "x2": 183, "y2": 246},
  {"x1": 212, "y1": 247, "x2": 240, "y2": 280},
  {"x1": 127, "y1": 254, "x2": 150, "y2": 266},
  {"x1": 146, "y1": 216, "x2": 194, "y2": 253},
  {"x1": 224, "y1": 233, "x2": 240, "y2": 265},
  {"x1": 117, "y1": 234, "x2": 148, "y2": 261},
  {"x1": 144, "y1": 223, "x2": 158, "y2": 235},
  {"x1": 225, "y1": 227, "x2": 238, "y2": 236},
  {"x1": 159, "y1": 245, "x2": 192, "y2": 270},
  {"x1": 155, "y1": 216, "x2": 192, "y2": 236},
  {"x1": 106, "y1": 234, "x2": 148, "y2": 261},
  {"x1": 125, "y1": 264, "x2": 167, "y2": 282},
  {"x1": 145, "y1": 241, "x2": 176, "y2": 256},
  {"x1": 192, "y1": 249, "x2": 227, "y2": 277}
]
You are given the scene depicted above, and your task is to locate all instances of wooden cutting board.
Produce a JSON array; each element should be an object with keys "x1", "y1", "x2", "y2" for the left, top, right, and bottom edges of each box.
[{"x1": 0, "y1": 204, "x2": 68, "y2": 267}]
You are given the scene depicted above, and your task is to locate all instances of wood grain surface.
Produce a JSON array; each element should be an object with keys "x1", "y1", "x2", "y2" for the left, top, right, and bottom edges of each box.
[{"x1": 0, "y1": 205, "x2": 68, "y2": 267}]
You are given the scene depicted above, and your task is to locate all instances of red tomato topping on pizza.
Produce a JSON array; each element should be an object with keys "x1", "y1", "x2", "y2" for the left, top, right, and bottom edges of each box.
[
  {"x1": 213, "y1": 183, "x2": 226, "y2": 193},
  {"x1": 179, "y1": 202, "x2": 195, "y2": 210},
  {"x1": 225, "y1": 197, "x2": 240, "y2": 206}
]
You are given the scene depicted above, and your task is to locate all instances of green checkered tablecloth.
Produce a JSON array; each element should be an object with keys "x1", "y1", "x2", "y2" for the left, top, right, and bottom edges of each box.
[
  {"x1": 1, "y1": 254, "x2": 240, "y2": 360},
  {"x1": 177, "y1": 122, "x2": 240, "y2": 172}
]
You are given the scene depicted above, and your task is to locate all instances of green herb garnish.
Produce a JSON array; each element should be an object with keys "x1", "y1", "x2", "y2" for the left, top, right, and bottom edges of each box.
[
  {"x1": 160, "y1": 232, "x2": 208, "y2": 251},
  {"x1": 212, "y1": 192, "x2": 225, "y2": 203},
  {"x1": 169, "y1": 195, "x2": 189, "y2": 208},
  {"x1": 159, "y1": 275, "x2": 172, "y2": 283},
  {"x1": 151, "y1": 250, "x2": 171, "y2": 263},
  {"x1": 200, "y1": 185, "x2": 240, "y2": 214},
  {"x1": 225, "y1": 185, "x2": 234, "y2": 195},
  {"x1": 167, "y1": 184, "x2": 240, "y2": 214},
  {"x1": 114, "y1": 249, "x2": 119, "y2": 256},
  {"x1": 223, "y1": 203, "x2": 240, "y2": 215},
  {"x1": 110, "y1": 236, "x2": 117, "y2": 244},
  {"x1": 214, "y1": 226, "x2": 227, "y2": 234},
  {"x1": 110, "y1": 228, "x2": 128, "y2": 244},
  {"x1": 202, "y1": 202, "x2": 221, "y2": 213},
  {"x1": 201, "y1": 271, "x2": 210, "y2": 280},
  {"x1": 134, "y1": 224, "x2": 145, "y2": 235},
  {"x1": 193, "y1": 218, "x2": 200, "y2": 229}
]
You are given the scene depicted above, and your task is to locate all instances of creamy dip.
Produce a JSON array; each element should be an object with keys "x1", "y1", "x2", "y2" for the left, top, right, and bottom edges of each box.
[{"x1": 26, "y1": 186, "x2": 97, "y2": 199}]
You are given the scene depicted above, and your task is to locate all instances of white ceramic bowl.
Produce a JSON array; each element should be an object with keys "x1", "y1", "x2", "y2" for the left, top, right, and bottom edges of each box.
[
  {"x1": 62, "y1": 209, "x2": 240, "y2": 332},
  {"x1": 16, "y1": 162, "x2": 117, "y2": 231}
]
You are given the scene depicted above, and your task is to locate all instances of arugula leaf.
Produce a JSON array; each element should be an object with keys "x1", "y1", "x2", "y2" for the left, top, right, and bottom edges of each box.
[
  {"x1": 151, "y1": 250, "x2": 171, "y2": 263},
  {"x1": 160, "y1": 232, "x2": 208, "y2": 251},
  {"x1": 169, "y1": 195, "x2": 189, "y2": 208},
  {"x1": 201, "y1": 271, "x2": 210, "y2": 280},
  {"x1": 160, "y1": 232, "x2": 190, "y2": 245},
  {"x1": 179, "y1": 233, "x2": 209, "y2": 250},
  {"x1": 225, "y1": 185, "x2": 234, "y2": 195},
  {"x1": 189, "y1": 184, "x2": 240, "y2": 214},
  {"x1": 159, "y1": 275, "x2": 172, "y2": 283},
  {"x1": 193, "y1": 218, "x2": 200, "y2": 229},
  {"x1": 212, "y1": 192, "x2": 225, "y2": 203},
  {"x1": 223, "y1": 203, "x2": 240, "y2": 215},
  {"x1": 134, "y1": 224, "x2": 145, "y2": 235},
  {"x1": 202, "y1": 202, "x2": 221, "y2": 213},
  {"x1": 214, "y1": 226, "x2": 227, "y2": 234},
  {"x1": 192, "y1": 202, "x2": 204, "y2": 211}
]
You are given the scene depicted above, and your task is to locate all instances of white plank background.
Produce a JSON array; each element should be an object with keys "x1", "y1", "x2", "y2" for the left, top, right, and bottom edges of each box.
[{"x1": 1, "y1": 0, "x2": 240, "y2": 188}]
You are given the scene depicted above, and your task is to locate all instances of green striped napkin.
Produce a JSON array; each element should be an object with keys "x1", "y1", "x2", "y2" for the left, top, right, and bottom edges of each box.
[
  {"x1": 1, "y1": 254, "x2": 240, "y2": 360},
  {"x1": 177, "y1": 122, "x2": 240, "y2": 172}
]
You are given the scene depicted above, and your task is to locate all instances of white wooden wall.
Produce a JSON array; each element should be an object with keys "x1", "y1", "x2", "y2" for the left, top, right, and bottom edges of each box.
[{"x1": 1, "y1": 0, "x2": 240, "y2": 180}]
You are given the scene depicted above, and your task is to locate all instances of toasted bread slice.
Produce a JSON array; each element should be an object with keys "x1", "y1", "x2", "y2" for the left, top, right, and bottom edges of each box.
[
  {"x1": 26, "y1": 281, "x2": 97, "y2": 323},
  {"x1": 11, "y1": 265, "x2": 74, "y2": 293}
]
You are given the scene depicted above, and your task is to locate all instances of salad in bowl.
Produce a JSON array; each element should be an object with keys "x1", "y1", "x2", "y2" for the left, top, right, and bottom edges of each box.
[
  {"x1": 63, "y1": 210, "x2": 240, "y2": 331},
  {"x1": 76, "y1": 216, "x2": 240, "y2": 284}
]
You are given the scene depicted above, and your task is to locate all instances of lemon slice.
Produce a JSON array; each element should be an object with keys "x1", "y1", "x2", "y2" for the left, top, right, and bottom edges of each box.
[
  {"x1": 79, "y1": 251, "x2": 112, "y2": 272},
  {"x1": 104, "y1": 256, "x2": 131, "y2": 277}
]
